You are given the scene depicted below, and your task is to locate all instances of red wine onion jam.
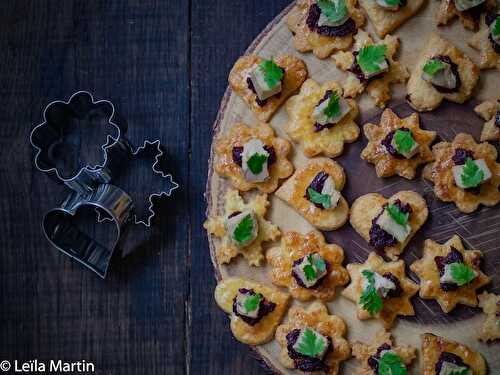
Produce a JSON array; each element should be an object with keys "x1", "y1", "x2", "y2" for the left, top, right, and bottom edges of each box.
[
  {"x1": 369, "y1": 200, "x2": 412, "y2": 252},
  {"x1": 305, "y1": 171, "x2": 330, "y2": 208},
  {"x1": 232, "y1": 145, "x2": 277, "y2": 167},
  {"x1": 232, "y1": 288, "x2": 276, "y2": 326},
  {"x1": 452, "y1": 148, "x2": 474, "y2": 165},
  {"x1": 306, "y1": 4, "x2": 357, "y2": 37},
  {"x1": 434, "y1": 247, "x2": 464, "y2": 291},
  {"x1": 286, "y1": 329, "x2": 333, "y2": 372},
  {"x1": 381, "y1": 127, "x2": 411, "y2": 158}
]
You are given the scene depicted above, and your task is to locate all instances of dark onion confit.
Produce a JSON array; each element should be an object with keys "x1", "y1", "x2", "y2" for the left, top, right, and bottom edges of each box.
[
  {"x1": 434, "y1": 248, "x2": 464, "y2": 291},
  {"x1": 286, "y1": 329, "x2": 333, "y2": 372},
  {"x1": 232, "y1": 145, "x2": 277, "y2": 167},
  {"x1": 306, "y1": 4, "x2": 357, "y2": 37},
  {"x1": 232, "y1": 288, "x2": 276, "y2": 326}
]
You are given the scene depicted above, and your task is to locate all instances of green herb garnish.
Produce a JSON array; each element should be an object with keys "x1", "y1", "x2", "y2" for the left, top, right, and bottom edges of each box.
[
  {"x1": 461, "y1": 158, "x2": 484, "y2": 189},
  {"x1": 317, "y1": 0, "x2": 348, "y2": 24},
  {"x1": 359, "y1": 270, "x2": 383, "y2": 316},
  {"x1": 296, "y1": 328, "x2": 327, "y2": 358},
  {"x1": 448, "y1": 369, "x2": 471, "y2": 375},
  {"x1": 303, "y1": 254, "x2": 327, "y2": 281},
  {"x1": 386, "y1": 204, "x2": 409, "y2": 226},
  {"x1": 491, "y1": 17, "x2": 500, "y2": 37},
  {"x1": 382, "y1": 0, "x2": 401, "y2": 7},
  {"x1": 247, "y1": 153, "x2": 268, "y2": 174},
  {"x1": 450, "y1": 263, "x2": 476, "y2": 286},
  {"x1": 243, "y1": 293, "x2": 262, "y2": 313},
  {"x1": 394, "y1": 129, "x2": 416, "y2": 155},
  {"x1": 233, "y1": 215, "x2": 254, "y2": 245},
  {"x1": 357, "y1": 45, "x2": 388, "y2": 74},
  {"x1": 324, "y1": 91, "x2": 341, "y2": 119},
  {"x1": 423, "y1": 59, "x2": 445, "y2": 76},
  {"x1": 378, "y1": 352, "x2": 408, "y2": 375},
  {"x1": 303, "y1": 264, "x2": 318, "y2": 281},
  {"x1": 311, "y1": 254, "x2": 327, "y2": 273},
  {"x1": 259, "y1": 60, "x2": 284, "y2": 88},
  {"x1": 307, "y1": 187, "x2": 332, "y2": 209}
]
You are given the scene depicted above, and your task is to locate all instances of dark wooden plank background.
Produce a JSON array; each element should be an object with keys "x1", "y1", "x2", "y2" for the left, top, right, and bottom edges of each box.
[{"x1": 0, "y1": 1, "x2": 290, "y2": 374}]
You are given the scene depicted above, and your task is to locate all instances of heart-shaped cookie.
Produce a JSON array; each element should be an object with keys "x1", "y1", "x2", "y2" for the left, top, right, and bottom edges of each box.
[{"x1": 350, "y1": 190, "x2": 428, "y2": 259}]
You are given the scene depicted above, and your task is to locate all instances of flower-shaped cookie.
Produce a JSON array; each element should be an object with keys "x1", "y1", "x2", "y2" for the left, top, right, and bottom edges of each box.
[
  {"x1": 410, "y1": 235, "x2": 491, "y2": 313},
  {"x1": 285, "y1": 79, "x2": 360, "y2": 158},
  {"x1": 352, "y1": 330, "x2": 417, "y2": 375},
  {"x1": 361, "y1": 108, "x2": 437, "y2": 179},
  {"x1": 350, "y1": 191, "x2": 429, "y2": 260},
  {"x1": 214, "y1": 277, "x2": 291, "y2": 345},
  {"x1": 342, "y1": 252, "x2": 419, "y2": 328},
  {"x1": 469, "y1": 14, "x2": 500, "y2": 70},
  {"x1": 436, "y1": 0, "x2": 495, "y2": 30},
  {"x1": 407, "y1": 33, "x2": 479, "y2": 112},
  {"x1": 421, "y1": 333, "x2": 487, "y2": 375},
  {"x1": 214, "y1": 122, "x2": 294, "y2": 193},
  {"x1": 477, "y1": 291, "x2": 500, "y2": 342},
  {"x1": 203, "y1": 189, "x2": 280, "y2": 266},
  {"x1": 229, "y1": 55, "x2": 308, "y2": 122},
  {"x1": 275, "y1": 158, "x2": 349, "y2": 231},
  {"x1": 359, "y1": 0, "x2": 425, "y2": 37},
  {"x1": 275, "y1": 301, "x2": 351, "y2": 375},
  {"x1": 423, "y1": 133, "x2": 500, "y2": 213},
  {"x1": 266, "y1": 231, "x2": 350, "y2": 302},
  {"x1": 474, "y1": 99, "x2": 500, "y2": 142},
  {"x1": 333, "y1": 30, "x2": 409, "y2": 107},
  {"x1": 287, "y1": 0, "x2": 366, "y2": 59}
]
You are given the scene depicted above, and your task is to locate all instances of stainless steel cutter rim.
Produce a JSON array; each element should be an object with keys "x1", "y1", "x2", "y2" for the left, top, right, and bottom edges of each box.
[{"x1": 30, "y1": 90, "x2": 122, "y2": 186}]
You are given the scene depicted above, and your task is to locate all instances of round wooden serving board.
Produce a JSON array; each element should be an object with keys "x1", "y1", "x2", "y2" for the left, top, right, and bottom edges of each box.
[{"x1": 206, "y1": 1, "x2": 500, "y2": 373}]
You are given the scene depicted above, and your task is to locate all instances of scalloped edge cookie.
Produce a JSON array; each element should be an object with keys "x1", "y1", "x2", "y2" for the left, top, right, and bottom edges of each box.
[
  {"x1": 474, "y1": 99, "x2": 500, "y2": 142},
  {"x1": 436, "y1": 0, "x2": 495, "y2": 30},
  {"x1": 469, "y1": 15, "x2": 500, "y2": 70},
  {"x1": 477, "y1": 291, "x2": 500, "y2": 342}
]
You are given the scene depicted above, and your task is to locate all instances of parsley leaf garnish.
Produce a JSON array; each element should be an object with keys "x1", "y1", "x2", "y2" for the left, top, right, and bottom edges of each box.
[
  {"x1": 386, "y1": 204, "x2": 409, "y2": 226},
  {"x1": 243, "y1": 293, "x2": 262, "y2": 313},
  {"x1": 383, "y1": 0, "x2": 401, "y2": 6},
  {"x1": 359, "y1": 270, "x2": 383, "y2": 316},
  {"x1": 461, "y1": 158, "x2": 484, "y2": 189},
  {"x1": 492, "y1": 17, "x2": 500, "y2": 37},
  {"x1": 378, "y1": 352, "x2": 408, "y2": 375},
  {"x1": 307, "y1": 187, "x2": 332, "y2": 209},
  {"x1": 247, "y1": 153, "x2": 268, "y2": 174},
  {"x1": 303, "y1": 264, "x2": 317, "y2": 281},
  {"x1": 317, "y1": 0, "x2": 348, "y2": 23},
  {"x1": 357, "y1": 45, "x2": 388, "y2": 74},
  {"x1": 449, "y1": 369, "x2": 470, "y2": 375},
  {"x1": 311, "y1": 254, "x2": 327, "y2": 273},
  {"x1": 259, "y1": 59, "x2": 284, "y2": 89},
  {"x1": 296, "y1": 328, "x2": 326, "y2": 358},
  {"x1": 423, "y1": 59, "x2": 445, "y2": 76},
  {"x1": 324, "y1": 91, "x2": 341, "y2": 119},
  {"x1": 233, "y1": 215, "x2": 255, "y2": 245},
  {"x1": 450, "y1": 263, "x2": 476, "y2": 286},
  {"x1": 394, "y1": 129, "x2": 416, "y2": 155}
]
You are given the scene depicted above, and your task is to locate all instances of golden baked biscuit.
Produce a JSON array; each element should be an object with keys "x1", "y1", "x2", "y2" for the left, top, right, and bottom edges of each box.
[
  {"x1": 275, "y1": 301, "x2": 351, "y2": 375},
  {"x1": 359, "y1": 0, "x2": 425, "y2": 37},
  {"x1": 469, "y1": 15, "x2": 500, "y2": 70},
  {"x1": 204, "y1": 189, "x2": 280, "y2": 266},
  {"x1": 285, "y1": 79, "x2": 360, "y2": 158},
  {"x1": 474, "y1": 99, "x2": 500, "y2": 142},
  {"x1": 407, "y1": 33, "x2": 479, "y2": 112},
  {"x1": 420, "y1": 333, "x2": 487, "y2": 375},
  {"x1": 410, "y1": 235, "x2": 491, "y2": 313},
  {"x1": 436, "y1": 0, "x2": 495, "y2": 30},
  {"x1": 214, "y1": 277, "x2": 291, "y2": 345},
  {"x1": 361, "y1": 108, "x2": 437, "y2": 179},
  {"x1": 266, "y1": 231, "x2": 350, "y2": 302},
  {"x1": 333, "y1": 30, "x2": 409, "y2": 107},
  {"x1": 342, "y1": 252, "x2": 419, "y2": 328},
  {"x1": 275, "y1": 158, "x2": 349, "y2": 231},
  {"x1": 477, "y1": 291, "x2": 500, "y2": 342},
  {"x1": 214, "y1": 122, "x2": 293, "y2": 193},
  {"x1": 349, "y1": 191, "x2": 429, "y2": 260},
  {"x1": 287, "y1": 0, "x2": 365, "y2": 59},
  {"x1": 229, "y1": 55, "x2": 308, "y2": 122},
  {"x1": 423, "y1": 133, "x2": 500, "y2": 213},
  {"x1": 352, "y1": 330, "x2": 417, "y2": 375}
]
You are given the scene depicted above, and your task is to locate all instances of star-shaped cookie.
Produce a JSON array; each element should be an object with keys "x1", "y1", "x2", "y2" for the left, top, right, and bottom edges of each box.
[
  {"x1": 474, "y1": 99, "x2": 500, "y2": 142},
  {"x1": 350, "y1": 191, "x2": 429, "y2": 260},
  {"x1": 287, "y1": 0, "x2": 366, "y2": 59},
  {"x1": 203, "y1": 189, "x2": 280, "y2": 266},
  {"x1": 342, "y1": 252, "x2": 419, "y2": 328},
  {"x1": 359, "y1": 0, "x2": 425, "y2": 37},
  {"x1": 469, "y1": 15, "x2": 500, "y2": 70},
  {"x1": 285, "y1": 79, "x2": 360, "y2": 158},
  {"x1": 275, "y1": 158, "x2": 350, "y2": 231},
  {"x1": 407, "y1": 33, "x2": 479, "y2": 112},
  {"x1": 214, "y1": 277, "x2": 291, "y2": 345},
  {"x1": 423, "y1": 133, "x2": 500, "y2": 213},
  {"x1": 410, "y1": 235, "x2": 491, "y2": 313},
  {"x1": 420, "y1": 333, "x2": 487, "y2": 375},
  {"x1": 436, "y1": 0, "x2": 495, "y2": 30},
  {"x1": 333, "y1": 30, "x2": 409, "y2": 107},
  {"x1": 477, "y1": 291, "x2": 500, "y2": 342},
  {"x1": 275, "y1": 301, "x2": 351, "y2": 375},
  {"x1": 352, "y1": 330, "x2": 417, "y2": 375},
  {"x1": 229, "y1": 55, "x2": 308, "y2": 122},
  {"x1": 214, "y1": 122, "x2": 294, "y2": 194},
  {"x1": 266, "y1": 231, "x2": 350, "y2": 302},
  {"x1": 361, "y1": 108, "x2": 437, "y2": 180}
]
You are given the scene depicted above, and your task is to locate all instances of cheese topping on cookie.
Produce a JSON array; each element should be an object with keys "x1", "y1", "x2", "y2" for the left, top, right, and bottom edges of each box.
[
  {"x1": 454, "y1": 0, "x2": 485, "y2": 12},
  {"x1": 375, "y1": 0, "x2": 402, "y2": 11},
  {"x1": 390, "y1": 129, "x2": 420, "y2": 159},
  {"x1": 306, "y1": 172, "x2": 341, "y2": 209},
  {"x1": 241, "y1": 138, "x2": 271, "y2": 182},
  {"x1": 292, "y1": 328, "x2": 330, "y2": 359},
  {"x1": 356, "y1": 44, "x2": 389, "y2": 80},
  {"x1": 317, "y1": 0, "x2": 350, "y2": 27},
  {"x1": 248, "y1": 59, "x2": 284, "y2": 102},
  {"x1": 312, "y1": 90, "x2": 351, "y2": 128},
  {"x1": 292, "y1": 253, "x2": 329, "y2": 288},
  {"x1": 375, "y1": 204, "x2": 411, "y2": 243},
  {"x1": 422, "y1": 57, "x2": 457, "y2": 90},
  {"x1": 452, "y1": 158, "x2": 492, "y2": 189},
  {"x1": 362, "y1": 270, "x2": 397, "y2": 298},
  {"x1": 225, "y1": 210, "x2": 259, "y2": 248},
  {"x1": 232, "y1": 288, "x2": 277, "y2": 326},
  {"x1": 436, "y1": 352, "x2": 472, "y2": 375}
]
